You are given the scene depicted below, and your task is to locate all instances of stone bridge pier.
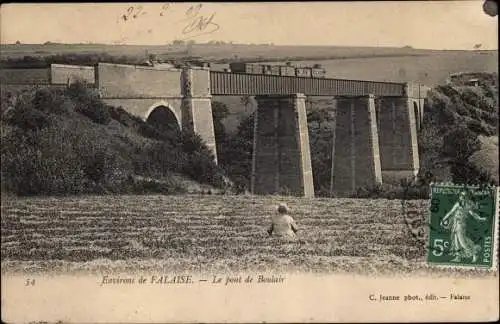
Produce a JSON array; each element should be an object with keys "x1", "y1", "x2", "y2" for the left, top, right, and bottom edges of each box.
[
  {"x1": 251, "y1": 94, "x2": 315, "y2": 198},
  {"x1": 329, "y1": 92, "x2": 421, "y2": 196},
  {"x1": 375, "y1": 96, "x2": 420, "y2": 184},
  {"x1": 330, "y1": 95, "x2": 383, "y2": 196},
  {"x1": 250, "y1": 91, "x2": 421, "y2": 198},
  {"x1": 180, "y1": 67, "x2": 217, "y2": 162}
]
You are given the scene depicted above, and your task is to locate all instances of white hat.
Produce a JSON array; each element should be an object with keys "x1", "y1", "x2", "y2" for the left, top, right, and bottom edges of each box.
[{"x1": 277, "y1": 203, "x2": 289, "y2": 214}]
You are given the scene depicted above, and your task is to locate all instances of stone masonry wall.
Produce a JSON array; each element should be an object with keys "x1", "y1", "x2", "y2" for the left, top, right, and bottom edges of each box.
[
  {"x1": 375, "y1": 96, "x2": 420, "y2": 183},
  {"x1": 51, "y1": 64, "x2": 95, "y2": 84},
  {"x1": 252, "y1": 94, "x2": 314, "y2": 197},
  {"x1": 96, "y1": 63, "x2": 182, "y2": 99},
  {"x1": 332, "y1": 95, "x2": 382, "y2": 196}
]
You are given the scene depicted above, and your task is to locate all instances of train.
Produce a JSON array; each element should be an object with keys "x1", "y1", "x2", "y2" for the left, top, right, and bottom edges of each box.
[{"x1": 228, "y1": 62, "x2": 326, "y2": 78}]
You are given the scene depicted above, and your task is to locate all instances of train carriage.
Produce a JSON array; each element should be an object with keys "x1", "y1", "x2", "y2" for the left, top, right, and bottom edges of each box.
[
  {"x1": 229, "y1": 62, "x2": 325, "y2": 78},
  {"x1": 263, "y1": 65, "x2": 280, "y2": 76},
  {"x1": 311, "y1": 67, "x2": 326, "y2": 78},
  {"x1": 229, "y1": 62, "x2": 264, "y2": 74},
  {"x1": 280, "y1": 66, "x2": 296, "y2": 77},
  {"x1": 295, "y1": 67, "x2": 312, "y2": 78}
]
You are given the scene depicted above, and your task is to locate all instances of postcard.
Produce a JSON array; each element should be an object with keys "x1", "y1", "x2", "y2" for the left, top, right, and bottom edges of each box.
[{"x1": 1, "y1": 1, "x2": 499, "y2": 323}]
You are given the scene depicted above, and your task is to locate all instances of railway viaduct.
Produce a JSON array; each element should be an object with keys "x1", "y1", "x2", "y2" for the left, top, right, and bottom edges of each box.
[{"x1": 1, "y1": 63, "x2": 430, "y2": 197}]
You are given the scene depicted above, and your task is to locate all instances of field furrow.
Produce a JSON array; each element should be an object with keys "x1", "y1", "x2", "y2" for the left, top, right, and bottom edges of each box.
[{"x1": 1, "y1": 195, "x2": 432, "y2": 274}]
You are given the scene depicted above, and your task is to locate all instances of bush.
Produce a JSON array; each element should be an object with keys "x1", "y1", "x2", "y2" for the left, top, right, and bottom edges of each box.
[
  {"x1": 109, "y1": 106, "x2": 137, "y2": 127},
  {"x1": 216, "y1": 114, "x2": 254, "y2": 191},
  {"x1": 67, "y1": 81, "x2": 111, "y2": 125},
  {"x1": 449, "y1": 162, "x2": 496, "y2": 186},
  {"x1": 479, "y1": 110, "x2": 498, "y2": 129},
  {"x1": 1, "y1": 122, "x2": 135, "y2": 196},
  {"x1": 32, "y1": 87, "x2": 69, "y2": 115},
  {"x1": 140, "y1": 141, "x2": 185, "y2": 176},
  {"x1": 461, "y1": 87, "x2": 481, "y2": 107},
  {"x1": 442, "y1": 126, "x2": 481, "y2": 160},
  {"x1": 122, "y1": 176, "x2": 187, "y2": 195},
  {"x1": 5, "y1": 104, "x2": 52, "y2": 130},
  {"x1": 75, "y1": 100, "x2": 112, "y2": 125},
  {"x1": 180, "y1": 131, "x2": 226, "y2": 187},
  {"x1": 309, "y1": 127, "x2": 334, "y2": 196},
  {"x1": 138, "y1": 122, "x2": 168, "y2": 140},
  {"x1": 352, "y1": 181, "x2": 429, "y2": 200},
  {"x1": 1, "y1": 126, "x2": 86, "y2": 195},
  {"x1": 81, "y1": 148, "x2": 117, "y2": 184},
  {"x1": 466, "y1": 119, "x2": 489, "y2": 135}
]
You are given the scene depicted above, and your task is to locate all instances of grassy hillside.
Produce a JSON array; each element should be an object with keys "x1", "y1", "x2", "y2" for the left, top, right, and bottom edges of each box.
[
  {"x1": 418, "y1": 72, "x2": 499, "y2": 185},
  {"x1": 0, "y1": 83, "x2": 227, "y2": 196},
  {"x1": 468, "y1": 135, "x2": 498, "y2": 184}
]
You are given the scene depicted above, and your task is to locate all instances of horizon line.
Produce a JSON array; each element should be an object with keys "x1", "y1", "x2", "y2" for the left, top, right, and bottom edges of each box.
[{"x1": 0, "y1": 42, "x2": 498, "y2": 52}]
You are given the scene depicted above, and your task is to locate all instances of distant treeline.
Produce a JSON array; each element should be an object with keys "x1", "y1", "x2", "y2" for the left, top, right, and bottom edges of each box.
[
  {"x1": 0, "y1": 53, "x2": 141, "y2": 69},
  {"x1": 0, "y1": 52, "x2": 209, "y2": 69},
  {"x1": 0, "y1": 50, "x2": 430, "y2": 69}
]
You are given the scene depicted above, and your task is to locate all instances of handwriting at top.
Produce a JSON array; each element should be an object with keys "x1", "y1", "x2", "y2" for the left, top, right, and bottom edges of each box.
[
  {"x1": 159, "y1": 4, "x2": 170, "y2": 16},
  {"x1": 184, "y1": 4, "x2": 203, "y2": 20},
  {"x1": 117, "y1": 3, "x2": 220, "y2": 40},
  {"x1": 181, "y1": 6, "x2": 220, "y2": 39},
  {"x1": 120, "y1": 5, "x2": 146, "y2": 21},
  {"x1": 119, "y1": 4, "x2": 171, "y2": 21}
]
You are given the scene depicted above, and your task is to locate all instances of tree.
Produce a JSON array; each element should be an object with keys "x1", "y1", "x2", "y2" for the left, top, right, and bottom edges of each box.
[
  {"x1": 211, "y1": 101, "x2": 230, "y2": 145},
  {"x1": 212, "y1": 101, "x2": 229, "y2": 122},
  {"x1": 308, "y1": 127, "x2": 334, "y2": 196},
  {"x1": 442, "y1": 126, "x2": 481, "y2": 161},
  {"x1": 240, "y1": 96, "x2": 252, "y2": 115},
  {"x1": 307, "y1": 109, "x2": 332, "y2": 130},
  {"x1": 217, "y1": 113, "x2": 254, "y2": 191}
]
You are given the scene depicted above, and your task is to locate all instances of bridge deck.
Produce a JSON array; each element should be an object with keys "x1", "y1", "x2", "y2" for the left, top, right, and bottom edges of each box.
[{"x1": 210, "y1": 71, "x2": 405, "y2": 97}]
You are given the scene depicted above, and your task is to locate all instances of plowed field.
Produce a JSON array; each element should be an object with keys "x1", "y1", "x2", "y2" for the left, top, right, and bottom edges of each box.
[{"x1": 1, "y1": 195, "x2": 484, "y2": 276}]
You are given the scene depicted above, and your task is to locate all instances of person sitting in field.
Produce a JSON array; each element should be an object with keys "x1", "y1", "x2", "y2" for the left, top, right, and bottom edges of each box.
[{"x1": 268, "y1": 203, "x2": 298, "y2": 238}]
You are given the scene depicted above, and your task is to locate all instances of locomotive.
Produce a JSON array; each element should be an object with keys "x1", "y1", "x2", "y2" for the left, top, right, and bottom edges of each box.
[{"x1": 228, "y1": 62, "x2": 326, "y2": 78}]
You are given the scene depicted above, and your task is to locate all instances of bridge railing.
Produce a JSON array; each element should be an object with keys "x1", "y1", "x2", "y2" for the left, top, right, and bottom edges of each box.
[{"x1": 210, "y1": 71, "x2": 405, "y2": 97}]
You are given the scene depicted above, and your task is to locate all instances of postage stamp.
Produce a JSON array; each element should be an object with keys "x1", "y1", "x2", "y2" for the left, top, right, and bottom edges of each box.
[{"x1": 427, "y1": 183, "x2": 499, "y2": 269}]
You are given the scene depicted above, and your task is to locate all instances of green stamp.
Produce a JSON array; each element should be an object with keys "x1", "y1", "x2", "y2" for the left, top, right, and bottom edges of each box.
[{"x1": 427, "y1": 183, "x2": 499, "y2": 269}]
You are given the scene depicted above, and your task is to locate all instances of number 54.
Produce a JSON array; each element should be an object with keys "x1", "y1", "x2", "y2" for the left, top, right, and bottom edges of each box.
[
  {"x1": 432, "y1": 239, "x2": 450, "y2": 256},
  {"x1": 25, "y1": 279, "x2": 35, "y2": 286}
]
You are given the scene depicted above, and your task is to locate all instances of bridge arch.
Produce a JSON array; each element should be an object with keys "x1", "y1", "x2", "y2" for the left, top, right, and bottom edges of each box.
[{"x1": 145, "y1": 102, "x2": 181, "y2": 133}]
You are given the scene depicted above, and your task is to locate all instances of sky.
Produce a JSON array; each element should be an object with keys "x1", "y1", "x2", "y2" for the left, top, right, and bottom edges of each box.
[{"x1": 1, "y1": 1, "x2": 498, "y2": 50}]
